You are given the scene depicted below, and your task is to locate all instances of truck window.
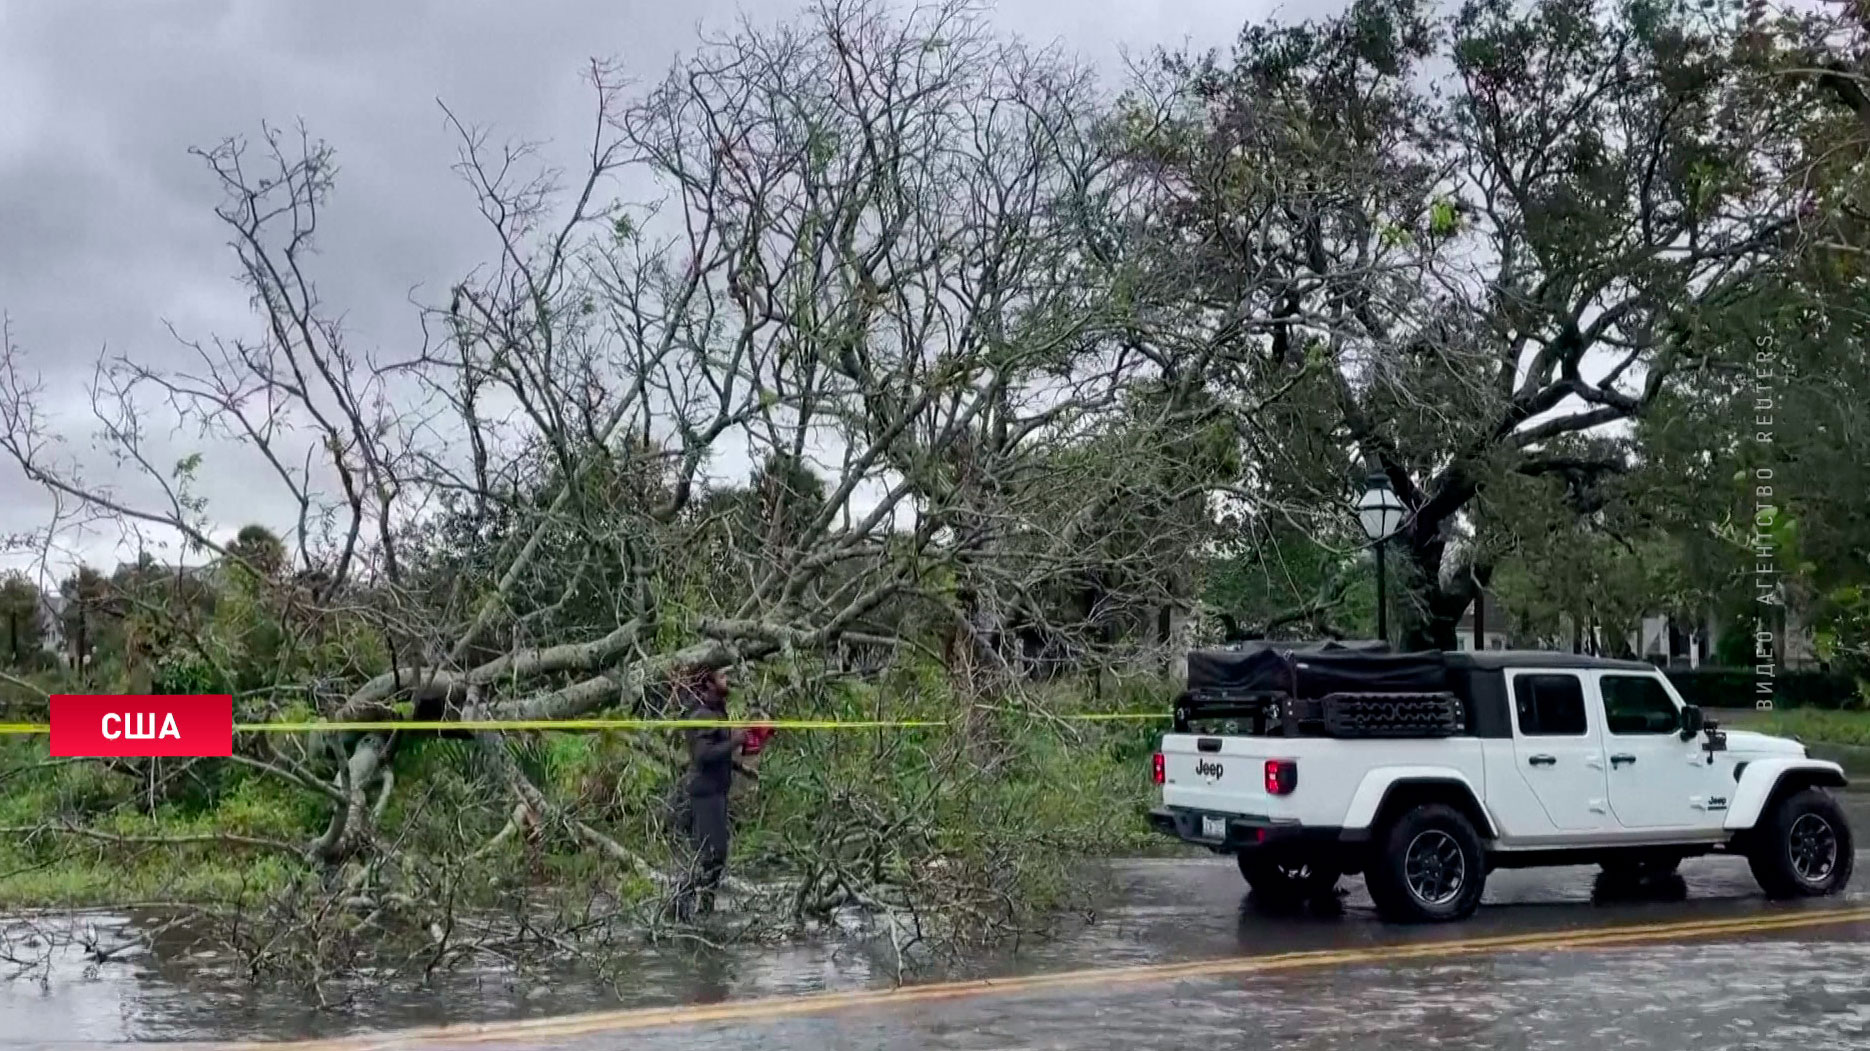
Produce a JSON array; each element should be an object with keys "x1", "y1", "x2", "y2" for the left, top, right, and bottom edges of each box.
[
  {"x1": 1514, "y1": 674, "x2": 1587, "y2": 736},
  {"x1": 1601, "y1": 675, "x2": 1680, "y2": 735}
]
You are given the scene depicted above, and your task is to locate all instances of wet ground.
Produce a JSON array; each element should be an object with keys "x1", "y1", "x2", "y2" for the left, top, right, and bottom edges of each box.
[
  {"x1": 565, "y1": 927, "x2": 1870, "y2": 1051},
  {"x1": 6, "y1": 797, "x2": 1870, "y2": 1049}
]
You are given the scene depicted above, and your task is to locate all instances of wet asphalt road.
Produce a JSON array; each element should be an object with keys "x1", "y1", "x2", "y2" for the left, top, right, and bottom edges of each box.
[
  {"x1": 374, "y1": 853, "x2": 1870, "y2": 1051},
  {"x1": 601, "y1": 934, "x2": 1870, "y2": 1051},
  {"x1": 8, "y1": 798, "x2": 1870, "y2": 1049}
]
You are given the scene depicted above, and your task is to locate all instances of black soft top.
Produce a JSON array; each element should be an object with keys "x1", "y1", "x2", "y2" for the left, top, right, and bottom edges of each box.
[
  {"x1": 1181, "y1": 644, "x2": 1663, "y2": 740},
  {"x1": 1186, "y1": 642, "x2": 1447, "y2": 699},
  {"x1": 1187, "y1": 643, "x2": 1658, "y2": 694}
]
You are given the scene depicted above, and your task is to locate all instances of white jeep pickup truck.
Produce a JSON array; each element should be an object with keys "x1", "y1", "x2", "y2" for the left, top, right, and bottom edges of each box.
[{"x1": 1149, "y1": 643, "x2": 1853, "y2": 923}]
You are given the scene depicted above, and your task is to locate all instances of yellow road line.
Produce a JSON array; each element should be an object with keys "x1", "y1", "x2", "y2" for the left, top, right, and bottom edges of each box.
[
  {"x1": 0, "y1": 713, "x2": 1169, "y2": 736},
  {"x1": 204, "y1": 905, "x2": 1870, "y2": 1050}
]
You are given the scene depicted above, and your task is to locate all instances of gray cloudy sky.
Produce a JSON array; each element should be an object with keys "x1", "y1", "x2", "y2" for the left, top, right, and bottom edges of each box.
[{"x1": 0, "y1": 0, "x2": 1275, "y2": 577}]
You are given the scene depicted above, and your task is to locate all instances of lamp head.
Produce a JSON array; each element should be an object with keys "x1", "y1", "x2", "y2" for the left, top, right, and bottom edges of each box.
[{"x1": 1356, "y1": 472, "x2": 1406, "y2": 541}]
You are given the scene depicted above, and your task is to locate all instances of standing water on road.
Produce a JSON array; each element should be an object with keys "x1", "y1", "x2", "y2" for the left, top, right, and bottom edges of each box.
[{"x1": 6, "y1": 847, "x2": 1870, "y2": 1047}]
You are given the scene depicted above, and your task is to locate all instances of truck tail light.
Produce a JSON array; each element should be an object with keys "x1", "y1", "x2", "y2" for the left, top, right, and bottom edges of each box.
[
  {"x1": 1265, "y1": 758, "x2": 1297, "y2": 795},
  {"x1": 1151, "y1": 752, "x2": 1165, "y2": 785}
]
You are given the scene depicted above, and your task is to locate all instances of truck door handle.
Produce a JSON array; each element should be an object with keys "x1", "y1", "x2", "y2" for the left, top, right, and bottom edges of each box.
[
  {"x1": 1528, "y1": 754, "x2": 1557, "y2": 766},
  {"x1": 1611, "y1": 753, "x2": 1637, "y2": 767}
]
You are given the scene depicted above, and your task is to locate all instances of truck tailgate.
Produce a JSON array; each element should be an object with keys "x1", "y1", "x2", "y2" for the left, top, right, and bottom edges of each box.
[
  {"x1": 1160, "y1": 733, "x2": 1291, "y2": 815},
  {"x1": 1159, "y1": 732, "x2": 1492, "y2": 835}
]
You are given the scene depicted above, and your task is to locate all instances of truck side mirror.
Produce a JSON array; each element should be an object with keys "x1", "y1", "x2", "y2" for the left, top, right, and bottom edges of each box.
[{"x1": 1679, "y1": 704, "x2": 1705, "y2": 741}]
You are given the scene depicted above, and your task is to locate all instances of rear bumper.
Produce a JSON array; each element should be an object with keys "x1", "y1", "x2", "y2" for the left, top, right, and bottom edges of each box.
[{"x1": 1148, "y1": 805, "x2": 1351, "y2": 853}]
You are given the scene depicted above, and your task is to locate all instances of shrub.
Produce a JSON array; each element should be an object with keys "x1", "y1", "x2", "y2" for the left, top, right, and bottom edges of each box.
[{"x1": 1664, "y1": 666, "x2": 1865, "y2": 710}]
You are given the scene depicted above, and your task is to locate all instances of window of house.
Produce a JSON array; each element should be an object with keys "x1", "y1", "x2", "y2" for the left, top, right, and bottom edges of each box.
[
  {"x1": 1514, "y1": 674, "x2": 1588, "y2": 736},
  {"x1": 1601, "y1": 675, "x2": 1680, "y2": 735}
]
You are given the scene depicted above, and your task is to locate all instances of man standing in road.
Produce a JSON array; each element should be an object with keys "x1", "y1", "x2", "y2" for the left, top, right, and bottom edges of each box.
[{"x1": 673, "y1": 666, "x2": 745, "y2": 921}]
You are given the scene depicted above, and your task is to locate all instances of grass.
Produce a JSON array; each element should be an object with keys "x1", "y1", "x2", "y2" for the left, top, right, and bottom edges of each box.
[
  {"x1": 0, "y1": 849, "x2": 303, "y2": 905},
  {"x1": 0, "y1": 675, "x2": 1178, "y2": 913},
  {"x1": 1726, "y1": 708, "x2": 1870, "y2": 747}
]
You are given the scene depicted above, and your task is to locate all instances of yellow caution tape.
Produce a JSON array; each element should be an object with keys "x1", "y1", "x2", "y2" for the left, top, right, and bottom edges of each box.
[{"x1": 0, "y1": 713, "x2": 1169, "y2": 736}]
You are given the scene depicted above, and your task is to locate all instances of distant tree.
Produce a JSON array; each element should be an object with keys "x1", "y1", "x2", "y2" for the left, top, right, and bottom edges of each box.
[
  {"x1": 690, "y1": 452, "x2": 829, "y2": 601},
  {"x1": 0, "y1": 0, "x2": 1147, "y2": 869},
  {"x1": 57, "y1": 566, "x2": 116, "y2": 677},
  {"x1": 226, "y1": 524, "x2": 287, "y2": 578},
  {"x1": 0, "y1": 573, "x2": 46, "y2": 669},
  {"x1": 1125, "y1": 0, "x2": 1831, "y2": 647},
  {"x1": 1204, "y1": 525, "x2": 1375, "y2": 642}
]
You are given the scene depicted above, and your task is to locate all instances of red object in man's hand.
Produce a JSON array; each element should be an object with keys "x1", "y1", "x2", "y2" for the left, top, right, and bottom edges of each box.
[{"x1": 741, "y1": 725, "x2": 776, "y2": 755}]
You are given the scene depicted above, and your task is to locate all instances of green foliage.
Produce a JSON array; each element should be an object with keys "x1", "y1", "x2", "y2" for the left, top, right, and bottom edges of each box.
[
  {"x1": 6, "y1": 0, "x2": 1868, "y2": 956},
  {"x1": 1664, "y1": 666, "x2": 1866, "y2": 710},
  {"x1": 1427, "y1": 197, "x2": 1461, "y2": 236},
  {"x1": 1203, "y1": 525, "x2": 1374, "y2": 640},
  {"x1": 735, "y1": 677, "x2": 1172, "y2": 934},
  {"x1": 1655, "y1": 241, "x2": 1870, "y2": 673},
  {"x1": 1481, "y1": 464, "x2": 1693, "y2": 652},
  {"x1": 0, "y1": 677, "x2": 1177, "y2": 913},
  {"x1": 0, "y1": 573, "x2": 49, "y2": 670},
  {"x1": 226, "y1": 523, "x2": 287, "y2": 578},
  {"x1": 1122, "y1": 0, "x2": 1860, "y2": 649},
  {"x1": 1732, "y1": 708, "x2": 1870, "y2": 748}
]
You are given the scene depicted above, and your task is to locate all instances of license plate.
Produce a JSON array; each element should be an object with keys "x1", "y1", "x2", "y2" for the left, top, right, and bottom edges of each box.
[{"x1": 1201, "y1": 815, "x2": 1227, "y2": 840}]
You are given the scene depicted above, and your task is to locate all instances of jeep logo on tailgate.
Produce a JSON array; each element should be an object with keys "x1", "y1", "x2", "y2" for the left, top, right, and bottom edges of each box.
[{"x1": 1194, "y1": 759, "x2": 1224, "y2": 780}]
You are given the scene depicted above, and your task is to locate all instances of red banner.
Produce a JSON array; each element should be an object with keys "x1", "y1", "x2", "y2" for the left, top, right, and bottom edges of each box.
[{"x1": 49, "y1": 695, "x2": 234, "y2": 757}]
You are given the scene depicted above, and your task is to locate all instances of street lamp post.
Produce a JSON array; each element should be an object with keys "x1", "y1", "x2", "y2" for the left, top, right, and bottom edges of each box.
[{"x1": 1357, "y1": 473, "x2": 1407, "y2": 644}]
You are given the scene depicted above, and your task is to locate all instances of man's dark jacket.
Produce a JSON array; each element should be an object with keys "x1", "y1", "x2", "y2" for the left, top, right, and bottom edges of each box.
[{"x1": 685, "y1": 708, "x2": 738, "y2": 798}]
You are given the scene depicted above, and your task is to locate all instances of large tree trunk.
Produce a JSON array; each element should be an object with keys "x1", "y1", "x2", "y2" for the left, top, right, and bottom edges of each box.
[{"x1": 1396, "y1": 510, "x2": 1490, "y2": 652}]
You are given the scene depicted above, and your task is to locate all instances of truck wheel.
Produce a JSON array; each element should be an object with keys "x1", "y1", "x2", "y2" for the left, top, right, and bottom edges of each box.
[
  {"x1": 1365, "y1": 804, "x2": 1487, "y2": 923},
  {"x1": 1237, "y1": 853, "x2": 1339, "y2": 906},
  {"x1": 1746, "y1": 788, "x2": 1855, "y2": 899}
]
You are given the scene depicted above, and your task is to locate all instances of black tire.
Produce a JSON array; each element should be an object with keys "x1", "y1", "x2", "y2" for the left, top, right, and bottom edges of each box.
[
  {"x1": 1746, "y1": 787, "x2": 1855, "y2": 899},
  {"x1": 1364, "y1": 803, "x2": 1488, "y2": 923},
  {"x1": 1237, "y1": 852, "x2": 1340, "y2": 906}
]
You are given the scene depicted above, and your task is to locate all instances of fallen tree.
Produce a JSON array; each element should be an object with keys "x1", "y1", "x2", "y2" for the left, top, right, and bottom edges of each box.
[{"x1": 0, "y1": 0, "x2": 1194, "y2": 972}]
